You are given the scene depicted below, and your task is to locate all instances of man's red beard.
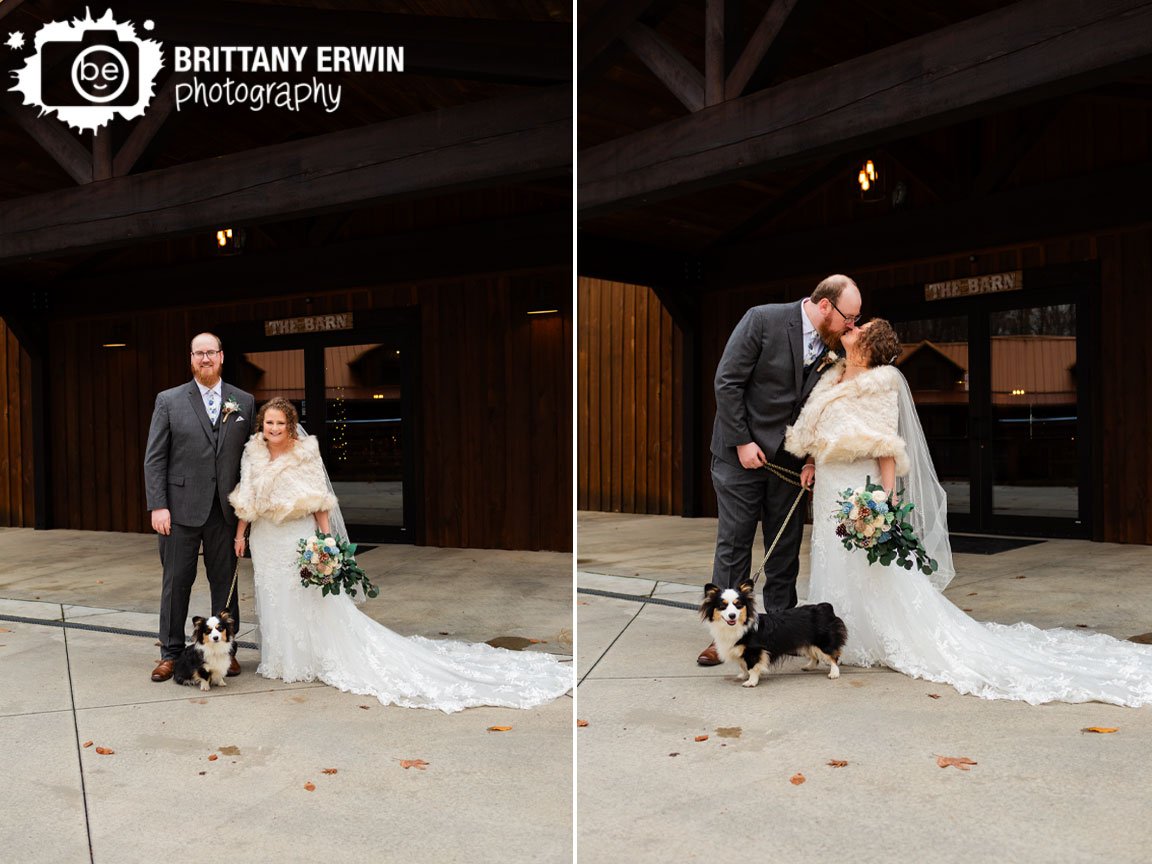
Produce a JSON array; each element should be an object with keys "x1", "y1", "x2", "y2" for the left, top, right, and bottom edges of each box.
[
  {"x1": 193, "y1": 365, "x2": 221, "y2": 387},
  {"x1": 815, "y1": 318, "x2": 843, "y2": 352}
]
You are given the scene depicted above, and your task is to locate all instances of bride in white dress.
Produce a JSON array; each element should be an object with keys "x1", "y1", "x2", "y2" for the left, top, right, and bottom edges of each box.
[
  {"x1": 228, "y1": 397, "x2": 572, "y2": 713},
  {"x1": 784, "y1": 319, "x2": 1152, "y2": 707}
]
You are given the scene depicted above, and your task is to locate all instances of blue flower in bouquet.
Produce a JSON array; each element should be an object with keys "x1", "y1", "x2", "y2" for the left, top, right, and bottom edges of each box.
[
  {"x1": 831, "y1": 475, "x2": 938, "y2": 575},
  {"x1": 296, "y1": 529, "x2": 380, "y2": 599}
]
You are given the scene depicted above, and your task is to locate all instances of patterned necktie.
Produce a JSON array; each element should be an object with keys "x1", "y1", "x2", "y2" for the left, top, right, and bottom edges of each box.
[
  {"x1": 206, "y1": 389, "x2": 219, "y2": 423},
  {"x1": 804, "y1": 333, "x2": 822, "y2": 367}
]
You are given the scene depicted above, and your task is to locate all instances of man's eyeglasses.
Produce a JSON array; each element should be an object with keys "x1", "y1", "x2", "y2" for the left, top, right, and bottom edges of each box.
[
  {"x1": 191, "y1": 350, "x2": 221, "y2": 360},
  {"x1": 828, "y1": 299, "x2": 860, "y2": 325}
]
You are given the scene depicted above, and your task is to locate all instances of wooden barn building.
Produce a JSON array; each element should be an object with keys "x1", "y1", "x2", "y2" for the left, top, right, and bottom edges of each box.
[
  {"x1": 0, "y1": 0, "x2": 572, "y2": 552},
  {"x1": 578, "y1": 0, "x2": 1152, "y2": 543}
]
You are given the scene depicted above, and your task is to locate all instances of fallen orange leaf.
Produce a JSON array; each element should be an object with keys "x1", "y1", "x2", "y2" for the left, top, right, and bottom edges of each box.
[
  {"x1": 322, "y1": 768, "x2": 338, "y2": 775},
  {"x1": 827, "y1": 760, "x2": 848, "y2": 768},
  {"x1": 576, "y1": 720, "x2": 589, "y2": 728},
  {"x1": 303, "y1": 781, "x2": 316, "y2": 791},
  {"x1": 82, "y1": 741, "x2": 93, "y2": 748},
  {"x1": 487, "y1": 726, "x2": 513, "y2": 732},
  {"x1": 694, "y1": 735, "x2": 709, "y2": 742},
  {"x1": 208, "y1": 754, "x2": 218, "y2": 761},
  {"x1": 1081, "y1": 727, "x2": 1119, "y2": 734},
  {"x1": 95, "y1": 747, "x2": 114, "y2": 755},
  {"x1": 400, "y1": 759, "x2": 429, "y2": 771},
  {"x1": 936, "y1": 756, "x2": 977, "y2": 771},
  {"x1": 790, "y1": 773, "x2": 806, "y2": 785}
]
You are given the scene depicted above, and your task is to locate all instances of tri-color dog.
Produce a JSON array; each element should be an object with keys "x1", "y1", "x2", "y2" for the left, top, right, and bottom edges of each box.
[
  {"x1": 173, "y1": 612, "x2": 235, "y2": 691},
  {"x1": 700, "y1": 580, "x2": 848, "y2": 687}
]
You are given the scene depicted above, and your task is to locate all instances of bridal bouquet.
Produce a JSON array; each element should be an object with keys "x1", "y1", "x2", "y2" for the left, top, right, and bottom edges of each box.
[
  {"x1": 832, "y1": 477, "x2": 938, "y2": 575},
  {"x1": 297, "y1": 530, "x2": 380, "y2": 599}
]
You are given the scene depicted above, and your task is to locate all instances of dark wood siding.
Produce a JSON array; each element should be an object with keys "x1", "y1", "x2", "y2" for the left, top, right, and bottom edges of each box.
[
  {"x1": 36, "y1": 274, "x2": 569, "y2": 551},
  {"x1": 581, "y1": 233, "x2": 1152, "y2": 544},
  {"x1": 577, "y1": 278, "x2": 682, "y2": 514},
  {"x1": 0, "y1": 320, "x2": 33, "y2": 527}
]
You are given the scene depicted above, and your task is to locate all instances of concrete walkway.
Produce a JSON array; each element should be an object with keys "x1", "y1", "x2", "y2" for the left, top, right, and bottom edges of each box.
[
  {"x1": 576, "y1": 511, "x2": 1152, "y2": 864},
  {"x1": 0, "y1": 528, "x2": 573, "y2": 864}
]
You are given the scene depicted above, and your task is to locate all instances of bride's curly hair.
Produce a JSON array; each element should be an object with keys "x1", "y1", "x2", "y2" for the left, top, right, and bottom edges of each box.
[
  {"x1": 256, "y1": 396, "x2": 300, "y2": 439},
  {"x1": 858, "y1": 318, "x2": 903, "y2": 368}
]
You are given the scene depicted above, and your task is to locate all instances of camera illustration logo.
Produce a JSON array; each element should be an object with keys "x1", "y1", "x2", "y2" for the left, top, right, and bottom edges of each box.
[{"x1": 10, "y1": 8, "x2": 163, "y2": 132}]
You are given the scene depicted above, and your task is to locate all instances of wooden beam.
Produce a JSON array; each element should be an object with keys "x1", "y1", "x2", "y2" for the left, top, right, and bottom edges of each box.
[
  {"x1": 0, "y1": 0, "x2": 26, "y2": 22},
  {"x1": 709, "y1": 161, "x2": 1152, "y2": 279},
  {"x1": 707, "y1": 154, "x2": 856, "y2": 248},
  {"x1": 621, "y1": 22, "x2": 704, "y2": 112},
  {"x1": 578, "y1": 0, "x2": 660, "y2": 71},
  {"x1": 113, "y1": 1, "x2": 570, "y2": 85},
  {"x1": 969, "y1": 103, "x2": 1063, "y2": 198},
  {"x1": 579, "y1": 0, "x2": 1152, "y2": 215},
  {"x1": 725, "y1": 0, "x2": 800, "y2": 100},
  {"x1": 705, "y1": 0, "x2": 726, "y2": 106},
  {"x1": 1, "y1": 211, "x2": 570, "y2": 312},
  {"x1": 92, "y1": 129, "x2": 112, "y2": 182},
  {"x1": 0, "y1": 91, "x2": 92, "y2": 184},
  {"x1": 113, "y1": 75, "x2": 187, "y2": 177},
  {"x1": 0, "y1": 85, "x2": 571, "y2": 261}
]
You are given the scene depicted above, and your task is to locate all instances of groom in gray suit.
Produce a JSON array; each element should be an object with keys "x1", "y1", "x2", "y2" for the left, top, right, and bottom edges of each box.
[
  {"x1": 698, "y1": 275, "x2": 862, "y2": 666},
  {"x1": 144, "y1": 332, "x2": 256, "y2": 682}
]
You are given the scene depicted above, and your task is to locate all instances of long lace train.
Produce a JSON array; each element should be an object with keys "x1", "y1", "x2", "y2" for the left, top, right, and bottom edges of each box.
[
  {"x1": 250, "y1": 516, "x2": 573, "y2": 713},
  {"x1": 808, "y1": 458, "x2": 1152, "y2": 707}
]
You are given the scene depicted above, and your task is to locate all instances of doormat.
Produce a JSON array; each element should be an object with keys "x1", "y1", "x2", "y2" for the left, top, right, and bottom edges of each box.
[{"x1": 949, "y1": 535, "x2": 1044, "y2": 555}]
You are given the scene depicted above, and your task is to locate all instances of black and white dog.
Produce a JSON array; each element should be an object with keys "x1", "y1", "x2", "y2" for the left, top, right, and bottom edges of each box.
[
  {"x1": 173, "y1": 612, "x2": 235, "y2": 692},
  {"x1": 700, "y1": 580, "x2": 848, "y2": 687}
]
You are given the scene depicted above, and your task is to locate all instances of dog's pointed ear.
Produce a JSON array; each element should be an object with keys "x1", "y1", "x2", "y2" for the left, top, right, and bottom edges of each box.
[
  {"x1": 191, "y1": 616, "x2": 206, "y2": 629},
  {"x1": 217, "y1": 610, "x2": 232, "y2": 623},
  {"x1": 703, "y1": 583, "x2": 721, "y2": 598},
  {"x1": 737, "y1": 579, "x2": 755, "y2": 596}
]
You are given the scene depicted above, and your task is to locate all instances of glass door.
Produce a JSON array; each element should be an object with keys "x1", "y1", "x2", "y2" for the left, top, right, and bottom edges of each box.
[{"x1": 886, "y1": 288, "x2": 1088, "y2": 537}]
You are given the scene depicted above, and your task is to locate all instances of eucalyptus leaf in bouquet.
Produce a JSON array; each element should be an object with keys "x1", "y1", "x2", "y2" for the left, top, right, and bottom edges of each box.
[
  {"x1": 297, "y1": 529, "x2": 380, "y2": 599},
  {"x1": 832, "y1": 476, "x2": 938, "y2": 575}
]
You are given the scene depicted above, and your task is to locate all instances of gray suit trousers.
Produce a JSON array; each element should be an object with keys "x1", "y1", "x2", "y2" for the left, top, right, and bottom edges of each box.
[
  {"x1": 710, "y1": 449, "x2": 807, "y2": 613},
  {"x1": 157, "y1": 498, "x2": 240, "y2": 659}
]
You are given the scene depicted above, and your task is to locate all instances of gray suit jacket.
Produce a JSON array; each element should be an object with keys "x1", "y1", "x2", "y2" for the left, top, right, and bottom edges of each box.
[
  {"x1": 143, "y1": 380, "x2": 257, "y2": 527},
  {"x1": 710, "y1": 300, "x2": 831, "y2": 467}
]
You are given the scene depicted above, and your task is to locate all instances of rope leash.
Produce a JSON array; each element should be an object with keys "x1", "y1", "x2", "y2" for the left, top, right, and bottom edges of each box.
[{"x1": 749, "y1": 461, "x2": 810, "y2": 588}]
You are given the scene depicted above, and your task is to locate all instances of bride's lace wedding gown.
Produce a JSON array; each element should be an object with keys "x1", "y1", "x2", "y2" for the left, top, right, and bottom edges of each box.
[
  {"x1": 250, "y1": 515, "x2": 572, "y2": 712},
  {"x1": 809, "y1": 458, "x2": 1152, "y2": 707}
]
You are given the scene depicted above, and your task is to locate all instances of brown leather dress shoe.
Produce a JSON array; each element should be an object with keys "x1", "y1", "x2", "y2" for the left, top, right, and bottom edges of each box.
[
  {"x1": 227, "y1": 656, "x2": 241, "y2": 677},
  {"x1": 151, "y1": 659, "x2": 175, "y2": 682},
  {"x1": 697, "y1": 642, "x2": 722, "y2": 666}
]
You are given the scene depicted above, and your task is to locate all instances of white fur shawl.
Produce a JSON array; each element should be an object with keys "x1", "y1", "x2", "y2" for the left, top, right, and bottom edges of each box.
[
  {"x1": 784, "y1": 362, "x2": 910, "y2": 475},
  {"x1": 228, "y1": 434, "x2": 338, "y2": 524}
]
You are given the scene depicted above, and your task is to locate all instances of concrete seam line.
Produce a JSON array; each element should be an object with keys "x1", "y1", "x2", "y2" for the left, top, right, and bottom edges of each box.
[
  {"x1": 0, "y1": 613, "x2": 259, "y2": 651},
  {"x1": 577, "y1": 587, "x2": 697, "y2": 611}
]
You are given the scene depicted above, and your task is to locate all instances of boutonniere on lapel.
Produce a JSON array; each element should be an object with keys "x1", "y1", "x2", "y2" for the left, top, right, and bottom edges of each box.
[
  {"x1": 816, "y1": 350, "x2": 840, "y2": 372},
  {"x1": 221, "y1": 395, "x2": 242, "y2": 424}
]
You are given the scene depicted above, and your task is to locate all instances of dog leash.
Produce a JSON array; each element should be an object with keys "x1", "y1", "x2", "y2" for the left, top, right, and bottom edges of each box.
[{"x1": 749, "y1": 462, "x2": 809, "y2": 588}]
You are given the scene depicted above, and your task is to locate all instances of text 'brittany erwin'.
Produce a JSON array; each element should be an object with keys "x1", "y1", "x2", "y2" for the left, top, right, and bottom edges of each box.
[{"x1": 173, "y1": 45, "x2": 405, "y2": 74}]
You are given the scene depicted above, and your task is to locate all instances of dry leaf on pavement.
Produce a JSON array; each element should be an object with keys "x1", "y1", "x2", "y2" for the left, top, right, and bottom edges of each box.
[
  {"x1": 82, "y1": 741, "x2": 93, "y2": 748},
  {"x1": 322, "y1": 768, "x2": 338, "y2": 775},
  {"x1": 827, "y1": 760, "x2": 848, "y2": 768},
  {"x1": 304, "y1": 781, "x2": 316, "y2": 791},
  {"x1": 488, "y1": 726, "x2": 513, "y2": 732},
  {"x1": 208, "y1": 754, "x2": 218, "y2": 761},
  {"x1": 927, "y1": 693, "x2": 941, "y2": 699},
  {"x1": 936, "y1": 756, "x2": 977, "y2": 771},
  {"x1": 400, "y1": 759, "x2": 430, "y2": 770},
  {"x1": 576, "y1": 720, "x2": 589, "y2": 727},
  {"x1": 790, "y1": 773, "x2": 806, "y2": 785},
  {"x1": 1081, "y1": 727, "x2": 1118, "y2": 734},
  {"x1": 95, "y1": 747, "x2": 114, "y2": 755}
]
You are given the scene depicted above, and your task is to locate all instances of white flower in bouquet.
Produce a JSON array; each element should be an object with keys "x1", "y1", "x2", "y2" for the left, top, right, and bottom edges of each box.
[
  {"x1": 849, "y1": 505, "x2": 860, "y2": 520},
  {"x1": 325, "y1": 537, "x2": 337, "y2": 548},
  {"x1": 871, "y1": 490, "x2": 888, "y2": 503}
]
